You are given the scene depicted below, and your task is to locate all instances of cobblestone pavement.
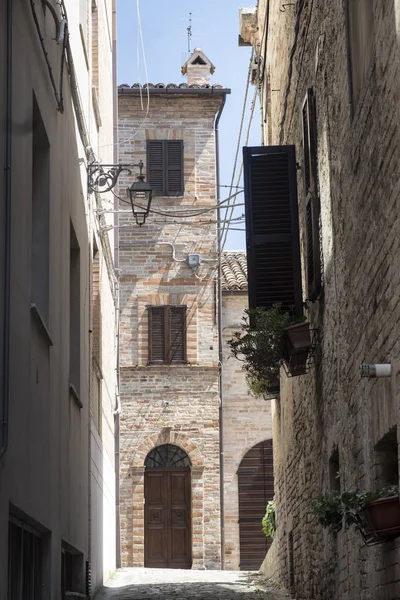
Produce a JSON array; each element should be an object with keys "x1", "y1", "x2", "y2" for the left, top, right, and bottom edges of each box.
[{"x1": 94, "y1": 568, "x2": 294, "y2": 600}]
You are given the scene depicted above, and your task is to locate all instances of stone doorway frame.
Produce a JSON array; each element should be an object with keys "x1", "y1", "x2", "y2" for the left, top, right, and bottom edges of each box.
[{"x1": 129, "y1": 429, "x2": 205, "y2": 568}]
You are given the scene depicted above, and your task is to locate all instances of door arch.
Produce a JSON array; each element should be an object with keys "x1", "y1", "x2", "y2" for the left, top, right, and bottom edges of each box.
[
  {"x1": 237, "y1": 439, "x2": 274, "y2": 570},
  {"x1": 144, "y1": 444, "x2": 192, "y2": 569}
]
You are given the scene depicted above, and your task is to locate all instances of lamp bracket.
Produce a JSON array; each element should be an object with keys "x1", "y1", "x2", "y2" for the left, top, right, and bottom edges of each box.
[{"x1": 87, "y1": 162, "x2": 141, "y2": 194}]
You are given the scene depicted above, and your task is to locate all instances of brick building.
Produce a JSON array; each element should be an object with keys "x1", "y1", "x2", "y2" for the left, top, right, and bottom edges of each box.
[
  {"x1": 221, "y1": 252, "x2": 274, "y2": 571},
  {"x1": 117, "y1": 49, "x2": 229, "y2": 569},
  {"x1": 239, "y1": 1, "x2": 400, "y2": 599}
]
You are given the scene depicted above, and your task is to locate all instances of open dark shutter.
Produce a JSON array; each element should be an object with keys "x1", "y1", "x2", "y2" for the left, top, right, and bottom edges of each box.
[
  {"x1": 302, "y1": 89, "x2": 321, "y2": 300},
  {"x1": 243, "y1": 145, "x2": 303, "y2": 317},
  {"x1": 166, "y1": 141, "x2": 184, "y2": 195},
  {"x1": 168, "y1": 306, "x2": 186, "y2": 363},
  {"x1": 149, "y1": 307, "x2": 165, "y2": 363},
  {"x1": 147, "y1": 141, "x2": 165, "y2": 195}
]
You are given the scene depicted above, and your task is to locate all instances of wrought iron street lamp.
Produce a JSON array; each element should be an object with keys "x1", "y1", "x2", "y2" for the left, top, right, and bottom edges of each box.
[
  {"x1": 87, "y1": 160, "x2": 153, "y2": 225},
  {"x1": 127, "y1": 161, "x2": 153, "y2": 226}
]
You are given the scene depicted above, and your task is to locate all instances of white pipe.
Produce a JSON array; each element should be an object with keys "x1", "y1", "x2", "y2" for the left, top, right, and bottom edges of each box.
[{"x1": 360, "y1": 364, "x2": 392, "y2": 378}]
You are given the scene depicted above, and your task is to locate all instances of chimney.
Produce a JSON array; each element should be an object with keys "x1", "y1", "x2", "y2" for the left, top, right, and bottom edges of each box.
[{"x1": 181, "y1": 48, "x2": 215, "y2": 86}]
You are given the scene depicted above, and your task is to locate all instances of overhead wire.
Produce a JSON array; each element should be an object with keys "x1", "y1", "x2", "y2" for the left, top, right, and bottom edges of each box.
[
  {"x1": 109, "y1": 188, "x2": 244, "y2": 218},
  {"x1": 96, "y1": 0, "x2": 150, "y2": 154},
  {"x1": 220, "y1": 83, "x2": 258, "y2": 252},
  {"x1": 218, "y1": 49, "x2": 253, "y2": 246}
]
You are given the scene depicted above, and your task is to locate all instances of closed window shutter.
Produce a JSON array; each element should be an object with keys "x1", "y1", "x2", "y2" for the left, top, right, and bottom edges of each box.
[
  {"x1": 166, "y1": 141, "x2": 184, "y2": 195},
  {"x1": 302, "y1": 89, "x2": 321, "y2": 300},
  {"x1": 243, "y1": 145, "x2": 303, "y2": 318},
  {"x1": 149, "y1": 307, "x2": 165, "y2": 363},
  {"x1": 147, "y1": 141, "x2": 165, "y2": 195},
  {"x1": 169, "y1": 306, "x2": 186, "y2": 363}
]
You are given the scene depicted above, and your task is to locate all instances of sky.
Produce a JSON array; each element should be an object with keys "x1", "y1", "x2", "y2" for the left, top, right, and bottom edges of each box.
[{"x1": 116, "y1": 0, "x2": 261, "y2": 251}]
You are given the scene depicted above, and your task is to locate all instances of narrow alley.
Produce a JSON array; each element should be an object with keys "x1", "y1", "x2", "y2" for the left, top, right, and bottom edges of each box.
[{"x1": 94, "y1": 568, "x2": 294, "y2": 600}]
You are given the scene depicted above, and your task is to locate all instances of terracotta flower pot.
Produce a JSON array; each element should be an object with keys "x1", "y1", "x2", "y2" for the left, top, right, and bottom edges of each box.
[
  {"x1": 363, "y1": 496, "x2": 400, "y2": 540},
  {"x1": 283, "y1": 322, "x2": 312, "y2": 376},
  {"x1": 263, "y1": 380, "x2": 280, "y2": 400}
]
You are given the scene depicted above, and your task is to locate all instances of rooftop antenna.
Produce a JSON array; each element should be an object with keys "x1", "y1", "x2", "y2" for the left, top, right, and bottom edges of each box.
[{"x1": 187, "y1": 12, "x2": 192, "y2": 55}]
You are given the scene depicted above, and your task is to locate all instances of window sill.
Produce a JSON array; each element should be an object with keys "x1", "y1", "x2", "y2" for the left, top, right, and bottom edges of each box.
[
  {"x1": 30, "y1": 304, "x2": 53, "y2": 347},
  {"x1": 69, "y1": 383, "x2": 83, "y2": 409}
]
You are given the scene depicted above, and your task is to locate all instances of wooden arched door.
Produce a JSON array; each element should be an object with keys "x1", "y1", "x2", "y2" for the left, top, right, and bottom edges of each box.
[
  {"x1": 237, "y1": 439, "x2": 274, "y2": 570},
  {"x1": 144, "y1": 444, "x2": 192, "y2": 569}
]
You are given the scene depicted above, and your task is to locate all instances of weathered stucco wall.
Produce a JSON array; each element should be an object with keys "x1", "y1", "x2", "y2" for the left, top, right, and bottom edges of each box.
[{"x1": 0, "y1": 0, "x2": 116, "y2": 596}]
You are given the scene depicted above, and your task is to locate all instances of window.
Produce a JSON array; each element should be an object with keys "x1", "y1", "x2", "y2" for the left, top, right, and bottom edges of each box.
[
  {"x1": 301, "y1": 88, "x2": 321, "y2": 301},
  {"x1": 32, "y1": 95, "x2": 50, "y2": 324},
  {"x1": 70, "y1": 223, "x2": 81, "y2": 399},
  {"x1": 146, "y1": 140, "x2": 184, "y2": 196},
  {"x1": 346, "y1": 0, "x2": 374, "y2": 111},
  {"x1": 61, "y1": 542, "x2": 85, "y2": 597},
  {"x1": 8, "y1": 516, "x2": 43, "y2": 599},
  {"x1": 329, "y1": 447, "x2": 340, "y2": 493},
  {"x1": 148, "y1": 305, "x2": 187, "y2": 364},
  {"x1": 145, "y1": 444, "x2": 191, "y2": 468},
  {"x1": 374, "y1": 427, "x2": 398, "y2": 488}
]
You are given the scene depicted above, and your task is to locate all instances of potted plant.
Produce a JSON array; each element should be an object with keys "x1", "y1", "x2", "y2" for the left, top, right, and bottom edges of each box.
[
  {"x1": 227, "y1": 304, "x2": 311, "y2": 398},
  {"x1": 283, "y1": 321, "x2": 312, "y2": 376},
  {"x1": 227, "y1": 305, "x2": 291, "y2": 398},
  {"x1": 262, "y1": 499, "x2": 277, "y2": 538},
  {"x1": 313, "y1": 485, "x2": 400, "y2": 545}
]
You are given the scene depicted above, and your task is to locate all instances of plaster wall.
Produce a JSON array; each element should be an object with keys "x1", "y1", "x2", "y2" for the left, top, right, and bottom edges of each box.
[{"x1": 0, "y1": 0, "x2": 116, "y2": 596}]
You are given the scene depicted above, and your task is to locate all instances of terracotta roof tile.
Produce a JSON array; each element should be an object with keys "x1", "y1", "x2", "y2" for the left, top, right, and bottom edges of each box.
[
  {"x1": 118, "y1": 82, "x2": 224, "y2": 90},
  {"x1": 221, "y1": 252, "x2": 248, "y2": 291}
]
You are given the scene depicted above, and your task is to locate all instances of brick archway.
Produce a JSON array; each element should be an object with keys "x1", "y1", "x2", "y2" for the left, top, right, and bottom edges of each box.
[
  {"x1": 132, "y1": 428, "x2": 204, "y2": 468},
  {"x1": 123, "y1": 429, "x2": 205, "y2": 568}
]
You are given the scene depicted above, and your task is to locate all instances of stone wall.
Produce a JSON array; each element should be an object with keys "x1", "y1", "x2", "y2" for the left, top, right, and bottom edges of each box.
[
  {"x1": 244, "y1": 1, "x2": 400, "y2": 598},
  {"x1": 118, "y1": 84, "x2": 228, "y2": 569}
]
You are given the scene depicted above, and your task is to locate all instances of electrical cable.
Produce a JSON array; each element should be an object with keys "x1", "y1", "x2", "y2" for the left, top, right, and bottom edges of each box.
[
  {"x1": 110, "y1": 188, "x2": 244, "y2": 218},
  {"x1": 219, "y1": 84, "x2": 257, "y2": 251},
  {"x1": 219, "y1": 50, "x2": 253, "y2": 243},
  {"x1": 97, "y1": 0, "x2": 150, "y2": 153}
]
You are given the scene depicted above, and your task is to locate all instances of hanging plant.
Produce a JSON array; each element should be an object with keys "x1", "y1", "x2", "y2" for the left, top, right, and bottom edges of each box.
[
  {"x1": 227, "y1": 304, "x2": 308, "y2": 397},
  {"x1": 262, "y1": 499, "x2": 277, "y2": 538},
  {"x1": 313, "y1": 485, "x2": 400, "y2": 545}
]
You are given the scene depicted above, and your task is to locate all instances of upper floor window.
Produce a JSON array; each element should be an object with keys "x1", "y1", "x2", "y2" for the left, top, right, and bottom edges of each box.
[
  {"x1": 148, "y1": 305, "x2": 186, "y2": 364},
  {"x1": 146, "y1": 140, "x2": 184, "y2": 196},
  {"x1": 346, "y1": 0, "x2": 374, "y2": 111},
  {"x1": 301, "y1": 88, "x2": 321, "y2": 301}
]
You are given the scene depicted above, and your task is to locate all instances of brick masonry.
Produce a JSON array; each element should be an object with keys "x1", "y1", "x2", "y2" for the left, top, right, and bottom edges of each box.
[
  {"x1": 118, "y1": 65, "x2": 228, "y2": 569},
  {"x1": 221, "y1": 287, "x2": 273, "y2": 570},
  {"x1": 241, "y1": 1, "x2": 400, "y2": 599}
]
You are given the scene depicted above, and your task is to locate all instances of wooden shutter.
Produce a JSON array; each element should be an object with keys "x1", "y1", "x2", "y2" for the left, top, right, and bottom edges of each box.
[
  {"x1": 166, "y1": 141, "x2": 184, "y2": 195},
  {"x1": 147, "y1": 141, "x2": 165, "y2": 195},
  {"x1": 243, "y1": 145, "x2": 303, "y2": 318},
  {"x1": 302, "y1": 89, "x2": 321, "y2": 300},
  {"x1": 149, "y1": 307, "x2": 165, "y2": 363},
  {"x1": 169, "y1": 306, "x2": 186, "y2": 363},
  {"x1": 238, "y1": 439, "x2": 274, "y2": 570}
]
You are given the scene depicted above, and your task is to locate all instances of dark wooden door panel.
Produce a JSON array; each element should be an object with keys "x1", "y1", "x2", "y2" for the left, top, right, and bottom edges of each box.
[
  {"x1": 238, "y1": 439, "x2": 274, "y2": 571},
  {"x1": 145, "y1": 471, "x2": 168, "y2": 567},
  {"x1": 145, "y1": 467, "x2": 192, "y2": 569}
]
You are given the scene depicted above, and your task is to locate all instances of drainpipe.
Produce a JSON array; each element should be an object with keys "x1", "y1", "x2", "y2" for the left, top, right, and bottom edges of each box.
[
  {"x1": 112, "y1": 0, "x2": 122, "y2": 570},
  {"x1": 0, "y1": 0, "x2": 12, "y2": 461},
  {"x1": 215, "y1": 94, "x2": 226, "y2": 570}
]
